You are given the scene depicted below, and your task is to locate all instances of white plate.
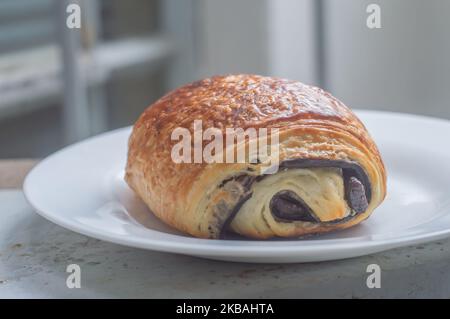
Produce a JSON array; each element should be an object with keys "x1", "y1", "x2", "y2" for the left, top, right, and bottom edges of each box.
[{"x1": 23, "y1": 110, "x2": 450, "y2": 263}]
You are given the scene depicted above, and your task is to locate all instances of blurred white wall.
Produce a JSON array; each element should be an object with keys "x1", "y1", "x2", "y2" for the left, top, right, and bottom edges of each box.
[
  {"x1": 194, "y1": 0, "x2": 450, "y2": 119},
  {"x1": 196, "y1": 0, "x2": 270, "y2": 77},
  {"x1": 266, "y1": 0, "x2": 319, "y2": 86},
  {"x1": 195, "y1": 0, "x2": 319, "y2": 85},
  {"x1": 323, "y1": 0, "x2": 450, "y2": 118}
]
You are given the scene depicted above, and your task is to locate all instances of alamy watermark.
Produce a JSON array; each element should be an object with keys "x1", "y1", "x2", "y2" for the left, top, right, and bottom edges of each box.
[
  {"x1": 66, "y1": 4, "x2": 81, "y2": 29},
  {"x1": 171, "y1": 120, "x2": 280, "y2": 174},
  {"x1": 366, "y1": 4, "x2": 381, "y2": 29},
  {"x1": 66, "y1": 263, "x2": 81, "y2": 288},
  {"x1": 366, "y1": 263, "x2": 381, "y2": 288}
]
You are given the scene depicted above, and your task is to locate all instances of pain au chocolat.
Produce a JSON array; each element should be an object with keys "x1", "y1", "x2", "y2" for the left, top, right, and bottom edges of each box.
[{"x1": 125, "y1": 75, "x2": 387, "y2": 239}]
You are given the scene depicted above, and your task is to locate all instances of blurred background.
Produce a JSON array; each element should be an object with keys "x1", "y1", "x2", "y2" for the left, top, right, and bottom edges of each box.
[{"x1": 0, "y1": 0, "x2": 449, "y2": 158}]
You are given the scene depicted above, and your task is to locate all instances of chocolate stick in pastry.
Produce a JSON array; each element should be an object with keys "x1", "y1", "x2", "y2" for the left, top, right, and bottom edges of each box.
[{"x1": 125, "y1": 75, "x2": 387, "y2": 239}]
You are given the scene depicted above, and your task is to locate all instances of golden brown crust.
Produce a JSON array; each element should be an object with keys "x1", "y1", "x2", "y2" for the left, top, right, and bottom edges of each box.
[{"x1": 125, "y1": 74, "x2": 387, "y2": 239}]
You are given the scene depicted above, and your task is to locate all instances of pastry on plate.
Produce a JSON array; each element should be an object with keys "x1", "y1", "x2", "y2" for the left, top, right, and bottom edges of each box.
[{"x1": 125, "y1": 75, "x2": 387, "y2": 239}]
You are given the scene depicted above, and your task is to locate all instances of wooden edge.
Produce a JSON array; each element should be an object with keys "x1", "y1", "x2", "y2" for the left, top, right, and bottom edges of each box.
[{"x1": 0, "y1": 159, "x2": 39, "y2": 189}]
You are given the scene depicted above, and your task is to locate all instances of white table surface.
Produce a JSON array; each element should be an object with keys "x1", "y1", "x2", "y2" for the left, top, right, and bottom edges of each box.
[{"x1": 1, "y1": 189, "x2": 450, "y2": 298}]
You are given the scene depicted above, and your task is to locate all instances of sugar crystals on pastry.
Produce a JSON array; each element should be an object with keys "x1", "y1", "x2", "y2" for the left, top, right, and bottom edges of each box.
[{"x1": 125, "y1": 74, "x2": 387, "y2": 239}]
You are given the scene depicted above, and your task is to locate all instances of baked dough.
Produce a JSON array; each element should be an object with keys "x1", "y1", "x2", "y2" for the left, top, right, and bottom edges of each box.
[{"x1": 125, "y1": 75, "x2": 387, "y2": 239}]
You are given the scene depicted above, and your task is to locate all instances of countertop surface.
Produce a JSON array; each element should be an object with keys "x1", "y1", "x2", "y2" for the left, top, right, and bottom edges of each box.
[{"x1": 1, "y1": 159, "x2": 450, "y2": 298}]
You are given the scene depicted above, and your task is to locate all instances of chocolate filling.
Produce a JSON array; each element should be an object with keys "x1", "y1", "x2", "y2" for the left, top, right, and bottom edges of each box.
[
  {"x1": 279, "y1": 159, "x2": 371, "y2": 203},
  {"x1": 218, "y1": 159, "x2": 371, "y2": 235},
  {"x1": 346, "y1": 176, "x2": 368, "y2": 214},
  {"x1": 269, "y1": 190, "x2": 319, "y2": 222}
]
